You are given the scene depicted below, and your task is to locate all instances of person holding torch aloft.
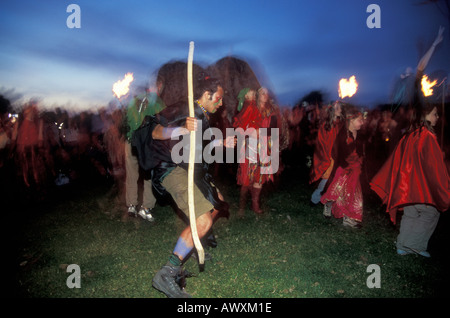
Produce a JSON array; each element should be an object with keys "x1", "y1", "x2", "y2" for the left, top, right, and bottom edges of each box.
[{"x1": 371, "y1": 73, "x2": 450, "y2": 257}]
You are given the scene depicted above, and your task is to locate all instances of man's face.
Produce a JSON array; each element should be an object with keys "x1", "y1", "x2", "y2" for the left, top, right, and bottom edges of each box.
[{"x1": 203, "y1": 86, "x2": 224, "y2": 114}]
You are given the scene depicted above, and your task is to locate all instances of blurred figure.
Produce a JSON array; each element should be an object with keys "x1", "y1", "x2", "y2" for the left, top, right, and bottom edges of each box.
[
  {"x1": 15, "y1": 102, "x2": 44, "y2": 187},
  {"x1": 76, "y1": 111, "x2": 92, "y2": 157},
  {"x1": 298, "y1": 102, "x2": 318, "y2": 176},
  {"x1": 374, "y1": 109, "x2": 399, "y2": 155},
  {"x1": 365, "y1": 109, "x2": 381, "y2": 143},
  {"x1": 377, "y1": 110, "x2": 398, "y2": 147},
  {"x1": 124, "y1": 90, "x2": 165, "y2": 221},
  {"x1": 103, "y1": 108, "x2": 125, "y2": 180},
  {"x1": 210, "y1": 106, "x2": 235, "y2": 182},
  {"x1": 0, "y1": 112, "x2": 17, "y2": 167},
  {"x1": 321, "y1": 105, "x2": 365, "y2": 228},
  {"x1": 61, "y1": 115, "x2": 81, "y2": 170},
  {"x1": 391, "y1": 26, "x2": 444, "y2": 110},
  {"x1": 0, "y1": 118, "x2": 9, "y2": 160},
  {"x1": 309, "y1": 101, "x2": 342, "y2": 205},
  {"x1": 0, "y1": 110, "x2": 19, "y2": 202},
  {"x1": 39, "y1": 111, "x2": 60, "y2": 185},
  {"x1": 88, "y1": 108, "x2": 111, "y2": 178},
  {"x1": 281, "y1": 105, "x2": 305, "y2": 171},
  {"x1": 286, "y1": 105, "x2": 304, "y2": 151}
]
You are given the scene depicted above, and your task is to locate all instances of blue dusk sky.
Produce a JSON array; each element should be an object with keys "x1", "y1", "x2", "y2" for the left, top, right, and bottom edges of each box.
[{"x1": 0, "y1": 0, "x2": 449, "y2": 111}]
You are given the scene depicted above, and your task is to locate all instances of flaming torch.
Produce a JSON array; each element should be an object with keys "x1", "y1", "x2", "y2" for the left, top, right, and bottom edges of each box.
[
  {"x1": 421, "y1": 74, "x2": 437, "y2": 97},
  {"x1": 421, "y1": 74, "x2": 447, "y2": 148},
  {"x1": 112, "y1": 72, "x2": 134, "y2": 106},
  {"x1": 338, "y1": 75, "x2": 358, "y2": 99}
]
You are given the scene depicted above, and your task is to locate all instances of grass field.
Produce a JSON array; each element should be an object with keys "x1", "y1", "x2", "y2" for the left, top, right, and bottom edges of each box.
[{"x1": 11, "y1": 166, "x2": 450, "y2": 299}]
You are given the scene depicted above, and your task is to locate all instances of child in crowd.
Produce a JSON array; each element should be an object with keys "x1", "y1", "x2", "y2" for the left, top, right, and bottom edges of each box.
[{"x1": 321, "y1": 105, "x2": 365, "y2": 228}]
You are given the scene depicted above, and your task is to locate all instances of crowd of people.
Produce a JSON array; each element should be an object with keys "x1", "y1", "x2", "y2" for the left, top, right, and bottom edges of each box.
[
  {"x1": 1, "y1": 79, "x2": 449, "y2": 296},
  {"x1": 0, "y1": 102, "x2": 125, "y2": 197},
  {"x1": 2, "y1": 27, "x2": 449, "y2": 298},
  {"x1": 1, "y1": 95, "x2": 435, "y2": 188}
]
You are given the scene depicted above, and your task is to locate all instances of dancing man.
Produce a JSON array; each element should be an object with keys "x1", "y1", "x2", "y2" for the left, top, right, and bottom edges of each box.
[{"x1": 148, "y1": 67, "x2": 232, "y2": 298}]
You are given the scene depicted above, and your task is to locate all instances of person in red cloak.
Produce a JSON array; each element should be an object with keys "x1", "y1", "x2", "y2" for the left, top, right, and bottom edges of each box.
[
  {"x1": 233, "y1": 87, "x2": 284, "y2": 216},
  {"x1": 370, "y1": 85, "x2": 450, "y2": 257},
  {"x1": 310, "y1": 101, "x2": 342, "y2": 205}
]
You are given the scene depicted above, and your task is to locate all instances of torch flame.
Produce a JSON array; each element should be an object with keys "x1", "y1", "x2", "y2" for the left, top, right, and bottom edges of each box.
[
  {"x1": 421, "y1": 75, "x2": 437, "y2": 97},
  {"x1": 112, "y1": 72, "x2": 134, "y2": 99},
  {"x1": 338, "y1": 75, "x2": 358, "y2": 99}
]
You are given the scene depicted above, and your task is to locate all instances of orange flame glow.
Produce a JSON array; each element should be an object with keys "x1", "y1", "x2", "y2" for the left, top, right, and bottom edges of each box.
[
  {"x1": 112, "y1": 73, "x2": 134, "y2": 99},
  {"x1": 421, "y1": 75, "x2": 437, "y2": 97},
  {"x1": 338, "y1": 75, "x2": 358, "y2": 99}
]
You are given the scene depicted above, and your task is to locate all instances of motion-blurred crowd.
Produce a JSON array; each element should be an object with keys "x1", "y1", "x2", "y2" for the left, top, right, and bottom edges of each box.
[{"x1": 0, "y1": 96, "x2": 448, "y2": 203}]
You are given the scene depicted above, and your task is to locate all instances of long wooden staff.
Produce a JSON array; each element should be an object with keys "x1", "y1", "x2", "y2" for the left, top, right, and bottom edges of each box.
[{"x1": 187, "y1": 41, "x2": 205, "y2": 266}]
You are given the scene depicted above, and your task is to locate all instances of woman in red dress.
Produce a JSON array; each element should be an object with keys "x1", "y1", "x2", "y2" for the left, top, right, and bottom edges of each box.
[
  {"x1": 233, "y1": 87, "x2": 282, "y2": 216},
  {"x1": 320, "y1": 105, "x2": 365, "y2": 228}
]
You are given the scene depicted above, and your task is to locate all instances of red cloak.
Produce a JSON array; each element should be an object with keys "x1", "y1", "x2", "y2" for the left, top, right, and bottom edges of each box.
[
  {"x1": 310, "y1": 123, "x2": 340, "y2": 184},
  {"x1": 233, "y1": 100, "x2": 276, "y2": 186},
  {"x1": 233, "y1": 100, "x2": 262, "y2": 129},
  {"x1": 370, "y1": 127, "x2": 450, "y2": 224}
]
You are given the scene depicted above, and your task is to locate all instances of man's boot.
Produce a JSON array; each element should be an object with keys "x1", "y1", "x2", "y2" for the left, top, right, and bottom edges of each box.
[{"x1": 152, "y1": 263, "x2": 191, "y2": 298}]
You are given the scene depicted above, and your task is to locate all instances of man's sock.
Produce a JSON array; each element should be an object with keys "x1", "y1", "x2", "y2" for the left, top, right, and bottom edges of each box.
[
  {"x1": 169, "y1": 237, "x2": 192, "y2": 266},
  {"x1": 169, "y1": 253, "x2": 182, "y2": 267}
]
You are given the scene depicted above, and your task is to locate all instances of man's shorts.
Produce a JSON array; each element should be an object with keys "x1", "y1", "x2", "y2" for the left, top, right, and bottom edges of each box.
[{"x1": 162, "y1": 166, "x2": 214, "y2": 218}]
